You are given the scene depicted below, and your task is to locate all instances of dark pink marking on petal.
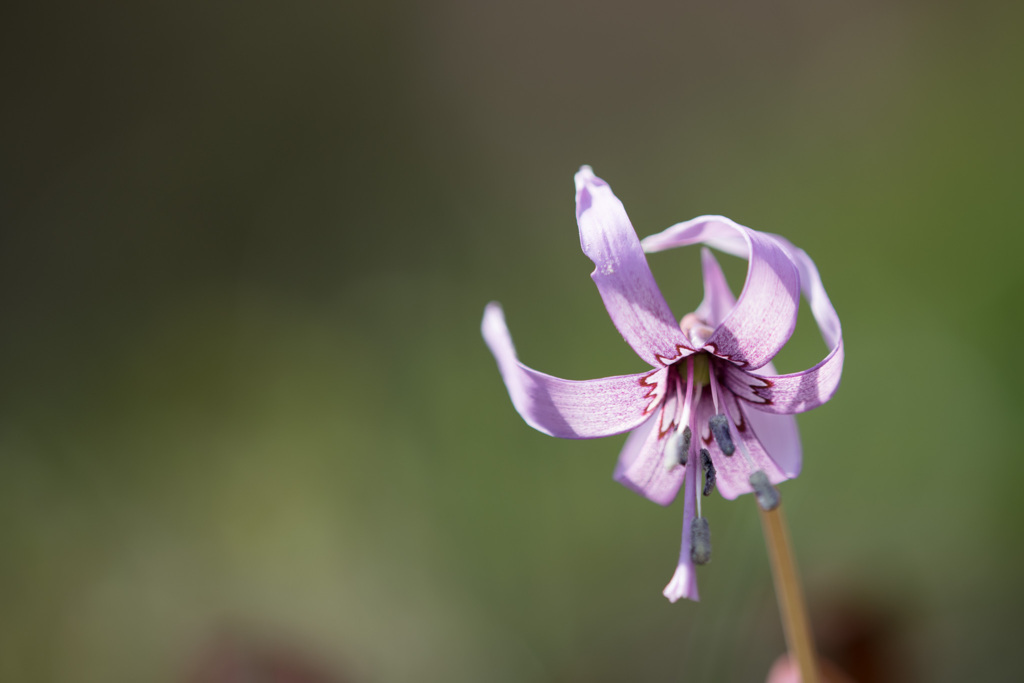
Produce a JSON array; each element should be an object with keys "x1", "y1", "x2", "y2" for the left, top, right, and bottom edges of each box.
[
  {"x1": 613, "y1": 407, "x2": 687, "y2": 506},
  {"x1": 641, "y1": 216, "x2": 800, "y2": 370},
  {"x1": 722, "y1": 339, "x2": 843, "y2": 415}
]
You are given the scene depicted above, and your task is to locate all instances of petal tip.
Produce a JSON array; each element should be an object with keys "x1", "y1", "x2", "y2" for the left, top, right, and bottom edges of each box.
[
  {"x1": 574, "y1": 165, "x2": 608, "y2": 198},
  {"x1": 481, "y1": 300, "x2": 506, "y2": 332},
  {"x1": 663, "y1": 565, "x2": 699, "y2": 603},
  {"x1": 574, "y1": 164, "x2": 595, "y2": 187}
]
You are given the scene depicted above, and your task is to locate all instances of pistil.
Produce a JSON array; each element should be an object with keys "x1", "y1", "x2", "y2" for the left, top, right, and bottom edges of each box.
[{"x1": 690, "y1": 377, "x2": 713, "y2": 564}]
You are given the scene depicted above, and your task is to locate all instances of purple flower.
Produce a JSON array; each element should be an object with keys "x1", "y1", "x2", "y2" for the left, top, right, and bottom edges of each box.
[{"x1": 482, "y1": 167, "x2": 843, "y2": 602}]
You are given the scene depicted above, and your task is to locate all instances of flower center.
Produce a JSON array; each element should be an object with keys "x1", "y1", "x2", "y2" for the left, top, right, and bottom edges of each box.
[
  {"x1": 690, "y1": 352, "x2": 711, "y2": 388},
  {"x1": 660, "y1": 352, "x2": 784, "y2": 579},
  {"x1": 659, "y1": 352, "x2": 757, "y2": 567}
]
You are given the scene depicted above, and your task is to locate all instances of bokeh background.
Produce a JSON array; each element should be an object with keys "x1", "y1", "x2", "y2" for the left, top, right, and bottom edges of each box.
[{"x1": 3, "y1": 1, "x2": 1023, "y2": 681}]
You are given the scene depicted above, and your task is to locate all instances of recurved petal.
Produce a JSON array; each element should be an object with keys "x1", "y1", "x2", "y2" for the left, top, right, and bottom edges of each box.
[
  {"x1": 483, "y1": 302, "x2": 663, "y2": 438},
  {"x1": 771, "y1": 234, "x2": 842, "y2": 350},
  {"x1": 724, "y1": 233, "x2": 844, "y2": 412},
  {"x1": 722, "y1": 358, "x2": 801, "y2": 475},
  {"x1": 738, "y1": 399, "x2": 802, "y2": 478},
  {"x1": 721, "y1": 340, "x2": 844, "y2": 415},
  {"x1": 663, "y1": 456, "x2": 700, "y2": 603},
  {"x1": 695, "y1": 247, "x2": 737, "y2": 329},
  {"x1": 613, "y1": 401, "x2": 687, "y2": 506},
  {"x1": 696, "y1": 393, "x2": 787, "y2": 500},
  {"x1": 641, "y1": 216, "x2": 800, "y2": 370},
  {"x1": 575, "y1": 167, "x2": 694, "y2": 367}
]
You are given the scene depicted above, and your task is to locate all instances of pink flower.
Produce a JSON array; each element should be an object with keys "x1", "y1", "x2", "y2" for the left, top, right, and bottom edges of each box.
[{"x1": 482, "y1": 167, "x2": 843, "y2": 601}]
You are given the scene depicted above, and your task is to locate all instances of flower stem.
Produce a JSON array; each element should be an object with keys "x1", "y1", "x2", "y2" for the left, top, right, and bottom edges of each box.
[{"x1": 759, "y1": 501, "x2": 820, "y2": 683}]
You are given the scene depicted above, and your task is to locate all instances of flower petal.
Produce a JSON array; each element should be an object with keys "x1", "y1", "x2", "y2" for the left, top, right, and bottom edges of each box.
[
  {"x1": 720, "y1": 237, "x2": 844, "y2": 414},
  {"x1": 772, "y1": 235, "x2": 842, "y2": 350},
  {"x1": 641, "y1": 216, "x2": 800, "y2": 370},
  {"x1": 738, "y1": 400, "x2": 802, "y2": 478},
  {"x1": 696, "y1": 392, "x2": 787, "y2": 500},
  {"x1": 482, "y1": 302, "x2": 663, "y2": 438},
  {"x1": 721, "y1": 344, "x2": 844, "y2": 415},
  {"x1": 663, "y1": 455, "x2": 700, "y2": 602},
  {"x1": 613, "y1": 402, "x2": 686, "y2": 506},
  {"x1": 575, "y1": 167, "x2": 694, "y2": 367},
  {"x1": 695, "y1": 247, "x2": 737, "y2": 328}
]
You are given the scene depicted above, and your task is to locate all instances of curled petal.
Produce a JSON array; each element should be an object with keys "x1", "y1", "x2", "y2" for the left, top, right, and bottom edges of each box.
[
  {"x1": 483, "y1": 303, "x2": 664, "y2": 438},
  {"x1": 737, "y1": 399, "x2": 802, "y2": 478},
  {"x1": 772, "y1": 235, "x2": 842, "y2": 350},
  {"x1": 613, "y1": 402, "x2": 686, "y2": 506},
  {"x1": 641, "y1": 216, "x2": 800, "y2": 370},
  {"x1": 696, "y1": 393, "x2": 787, "y2": 500},
  {"x1": 722, "y1": 340, "x2": 844, "y2": 414},
  {"x1": 727, "y1": 234, "x2": 844, "y2": 413},
  {"x1": 575, "y1": 167, "x2": 694, "y2": 367},
  {"x1": 722, "y1": 358, "x2": 801, "y2": 475},
  {"x1": 663, "y1": 452, "x2": 700, "y2": 603}
]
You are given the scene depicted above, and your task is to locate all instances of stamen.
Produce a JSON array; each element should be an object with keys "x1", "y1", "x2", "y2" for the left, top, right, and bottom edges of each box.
[
  {"x1": 662, "y1": 426, "x2": 691, "y2": 472},
  {"x1": 687, "y1": 361, "x2": 706, "y2": 520},
  {"x1": 709, "y1": 414, "x2": 735, "y2": 456},
  {"x1": 733, "y1": 432, "x2": 756, "y2": 469},
  {"x1": 700, "y1": 448, "x2": 716, "y2": 496},
  {"x1": 690, "y1": 517, "x2": 712, "y2": 565},
  {"x1": 749, "y1": 470, "x2": 781, "y2": 511},
  {"x1": 714, "y1": 393, "x2": 757, "y2": 469},
  {"x1": 661, "y1": 359, "x2": 696, "y2": 474},
  {"x1": 707, "y1": 358, "x2": 721, "y2": 413},
  {"x1": 679, "y1": 357, "x2": 695, "y2": 431}
]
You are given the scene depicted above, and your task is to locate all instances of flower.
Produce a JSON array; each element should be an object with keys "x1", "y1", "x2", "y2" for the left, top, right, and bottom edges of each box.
[{"x1": 482, "y1": 166, "x2": 843, "y2": 602}]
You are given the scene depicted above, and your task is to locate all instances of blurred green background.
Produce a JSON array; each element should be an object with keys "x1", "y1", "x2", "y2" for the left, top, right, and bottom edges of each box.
[{"x1": 2, "y1": 1, "x2": 1022, "y2": 681}]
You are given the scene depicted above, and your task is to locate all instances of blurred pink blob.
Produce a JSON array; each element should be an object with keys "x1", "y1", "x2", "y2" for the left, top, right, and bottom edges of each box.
[{"x1": 765, "y1": 655, "x2": 857, "y2": 683}]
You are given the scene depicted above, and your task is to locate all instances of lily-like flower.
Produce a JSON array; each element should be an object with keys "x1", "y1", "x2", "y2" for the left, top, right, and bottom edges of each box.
[{"x1": 482, "y1": 167, "x2": 843, "y2": 602}]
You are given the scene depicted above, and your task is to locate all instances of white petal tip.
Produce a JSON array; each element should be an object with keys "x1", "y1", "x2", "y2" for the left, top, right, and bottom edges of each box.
[
  {"x1": 481, "y1": 301, "x2": 504, "y2": 328},
  {"x1": 663, "y1": 566, "x2": 699, "y2": 603},
  {"x1": 662, "y1": 587, "x2": 699, "y2": 604},
  {"x1": 574, "y1": 165, "x2": 597, "y2": 190}
]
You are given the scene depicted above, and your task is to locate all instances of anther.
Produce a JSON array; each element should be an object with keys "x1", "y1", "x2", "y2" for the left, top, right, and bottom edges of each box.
[
  {"x1": 700, "y1": 448, "x2": 716, "y2": 497},
  {"x1": 749, "y1": 470, "x2": 780, "y2": 511},
  {"x1": 662, "y1": 426, "x2": 692, "y2": 472},
  {"x1": 709, "y1": 414, "x2": 735, "y2": 456},
  {"x1": 678, "y1": 426, "x2": 691, "y2": 465},
  {"x1": 690, "y1": 517, "x2": 712, "y2": 565}
]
